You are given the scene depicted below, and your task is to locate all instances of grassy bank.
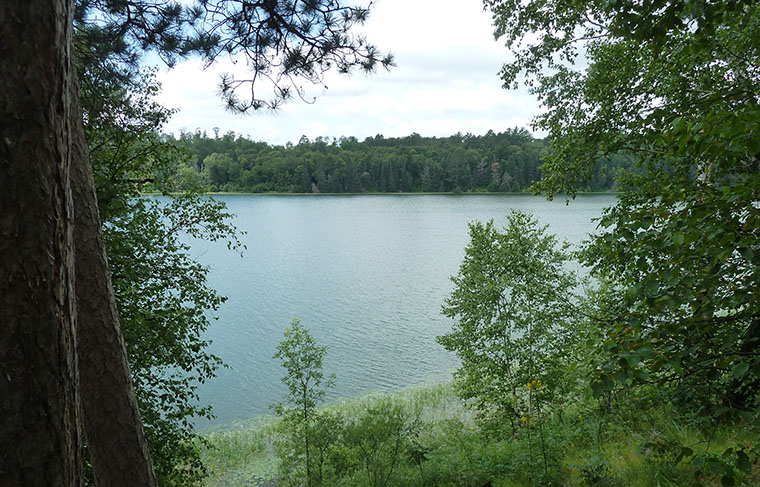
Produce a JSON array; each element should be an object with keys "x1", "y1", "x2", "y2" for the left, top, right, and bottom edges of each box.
[
  {"x1": 199, "y1": 383, "x2": 759, "y2": 486},
  {"x1": 199, "y1": 385, "x2": 468, "y2": 487}
]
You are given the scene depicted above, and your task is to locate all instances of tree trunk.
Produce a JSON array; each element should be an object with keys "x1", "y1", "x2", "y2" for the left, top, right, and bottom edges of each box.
[
  {"x1": 70, "y1": 72, "x2": 157, "y2": 486},
  {"x1": 0, "y1": 0, "x2": 82, "y2": 485}
]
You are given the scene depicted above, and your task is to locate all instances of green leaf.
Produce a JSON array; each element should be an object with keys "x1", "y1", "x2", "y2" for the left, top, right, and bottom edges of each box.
[
  {"x1": 713, "y1": 407, "x2": 730, "y2": 417},
  {"x1": 706, "y1": 458, "x2": 731, "y2": 476},
  {"x1": 731, "y1": 362, "x2": 749, "y2": 379},
  {"x1": 739, "y1": 246, "x2": 754, "y2": 261},
  {"x1": 644, "y1": 278, "x2": 659, "y2": 295},
  {"x1": 590, "y1": 381, "x2": 603, "y2": 398},
  {"x1": 675, "y1": 446, "x2": 694, "y2": 464},
  {"x1": 736, "y1": 450, "x2": 751, "y2": 473}
]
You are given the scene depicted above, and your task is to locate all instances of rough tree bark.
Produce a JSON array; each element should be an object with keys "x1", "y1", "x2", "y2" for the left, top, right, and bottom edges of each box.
[
  {"x1": 0, "y1": 1, "x2": 82, "y2": 485},
  {"x1": 1, "y1": 2, "x2": 157, "y2": 485},
  {"x1": 70, "y1": 75, "x2": 157, "y2": 487}
]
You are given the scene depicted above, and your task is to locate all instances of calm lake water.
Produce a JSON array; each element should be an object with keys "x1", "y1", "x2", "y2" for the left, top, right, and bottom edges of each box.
[{"x1": 189, "y1": 194, "x2": 616, "y2": 429}]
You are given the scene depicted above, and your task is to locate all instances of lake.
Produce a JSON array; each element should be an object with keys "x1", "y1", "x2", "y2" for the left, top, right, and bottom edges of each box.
[{"x1": 189, "y1": 193, "x2": 616, "y2": 429}]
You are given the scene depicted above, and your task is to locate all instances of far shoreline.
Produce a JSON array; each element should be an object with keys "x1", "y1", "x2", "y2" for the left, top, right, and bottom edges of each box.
[{"x1": 144, "y1": 191, "x2": 619, "y2": 197}]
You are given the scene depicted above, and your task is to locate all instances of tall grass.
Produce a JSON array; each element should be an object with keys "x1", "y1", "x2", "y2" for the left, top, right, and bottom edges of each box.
[
  {"x1": 200, "y1": 384, "x2": 466, "y2": 486},
  {"x1": 199, "y1": 383, "x2": 759, "y2": 487}
]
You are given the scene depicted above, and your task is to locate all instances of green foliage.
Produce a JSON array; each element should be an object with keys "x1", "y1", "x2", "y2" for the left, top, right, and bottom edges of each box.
[
  {"x1": 80, "y1": 58, "x2": 241, "y2": 486},
  {"x1": 275, "y1": 409, "x2": 345, "y2": 487},
  {"x1": 172, "y1": 128, "x2": 628, "y2": 194},
  {"x1": 202, "y1": 381, "x2": 760, "y2": 487},
  {"x1": 272, "y1": 324, "x2": 429, "y2": 487},
  {"x1": 203, "y1": 152, "x2": 239, "y2": 188},
  {"x1": 438, "y1": 211, "x2": 579, "y2": 437},
  {"x1": 80, "y1": 65, "x2": 184, "y2": 215},
  {"x1": 572, "y1": 456, "x2": 618, "y2": 487},
  {"x1": 485, "y1": 2, "x2": 760, "y2": 485},
  {"x1": 200, "y1": 421, "x2": 270, "y2": 478},
  {"x1": 572, "y1": 9, "x2": 760, "y2": 410},
  {"x1": 274, "y1": 319, "x2": 339, "y2": 487},
  {"x1": 340, "y1": 399, "x2": 419, "y2": 487},
  {"x1": 105, "y1": 197, "x2": 226, "y2": 484},
  {"x1": 274, "y1": 319, "x2": 332, "y2": 419}
]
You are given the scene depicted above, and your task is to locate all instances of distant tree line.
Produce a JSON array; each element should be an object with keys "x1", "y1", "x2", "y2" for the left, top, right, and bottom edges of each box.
[{"x1": 172, "y1": 128, "x2": 632, "y2": 194}]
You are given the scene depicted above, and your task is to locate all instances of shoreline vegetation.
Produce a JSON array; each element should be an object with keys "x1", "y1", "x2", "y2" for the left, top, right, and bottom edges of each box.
[
  {"x1": 169, "y1": 129, "x2": 631, "y2": 196},
  {"x1": 145, "y1": 191, "x2": 619, "y2": 197},
  {"x1": 200, "y1": 384, "x2": 466, "y2": 487},
  {"x1": 200, "y1": 382, "x2": 758, "y2": 487}
]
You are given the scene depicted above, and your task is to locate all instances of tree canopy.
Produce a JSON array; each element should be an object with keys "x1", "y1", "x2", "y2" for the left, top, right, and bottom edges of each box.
[
  {"x1": 171, "y1": 128, "x2": 633, "y2": 193},
  {"x1": 483, "y1": 0, "x2": 760, "y2": 480},
  {"x1": 438, "y1": 211, "x2": 578, "y2": 437}
]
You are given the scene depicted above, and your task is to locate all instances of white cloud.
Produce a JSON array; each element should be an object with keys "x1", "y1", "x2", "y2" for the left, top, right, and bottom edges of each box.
[{"x1": 156, "y1": 0, "x2": 541, "y2": 144}]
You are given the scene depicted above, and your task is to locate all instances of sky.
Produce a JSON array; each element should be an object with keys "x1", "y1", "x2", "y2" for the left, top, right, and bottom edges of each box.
[{"x1": 155, "y1": 0, "x2": 542, "y2": 145}]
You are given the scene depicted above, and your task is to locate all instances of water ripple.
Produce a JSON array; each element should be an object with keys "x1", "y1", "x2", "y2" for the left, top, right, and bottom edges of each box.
[{"x1": 189, "y1": 194, "x2": 615, "y2": 428}]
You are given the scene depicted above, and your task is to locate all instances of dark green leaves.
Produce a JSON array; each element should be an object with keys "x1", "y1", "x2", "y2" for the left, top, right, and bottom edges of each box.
[
  {"x1": 486, "y1": 8, "x2": 760, "y2": 486},
  {"x1": 731, "y1": 362, "x2": 750, "y2": 380},
  {"x1": 83, "y1": 59, "x2": 241, "y2": 486}
]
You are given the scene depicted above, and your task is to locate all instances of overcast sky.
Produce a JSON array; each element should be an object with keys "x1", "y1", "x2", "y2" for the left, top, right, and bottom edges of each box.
[{"x1": 155, "y1": 0, "x2": 541, "y2": 145}]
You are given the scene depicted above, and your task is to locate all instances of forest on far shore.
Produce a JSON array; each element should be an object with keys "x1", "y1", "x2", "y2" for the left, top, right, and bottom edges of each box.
[{"x1": 172, "y1": 128, "x2": 633, "y2": 194}]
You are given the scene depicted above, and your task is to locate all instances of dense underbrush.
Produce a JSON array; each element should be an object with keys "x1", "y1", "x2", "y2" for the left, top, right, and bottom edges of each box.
[{"x1": 199, "y1": 383, "x2": 759, "y2": 487}]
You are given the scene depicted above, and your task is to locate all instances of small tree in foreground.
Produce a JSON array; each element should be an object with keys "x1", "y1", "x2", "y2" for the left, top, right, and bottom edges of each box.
[
  {"x1": 438, "y1": 211, "x2": 578, "y2": 442},
  {"x1": 274, "y1": 319, "x2": 338, "y2": 487}
]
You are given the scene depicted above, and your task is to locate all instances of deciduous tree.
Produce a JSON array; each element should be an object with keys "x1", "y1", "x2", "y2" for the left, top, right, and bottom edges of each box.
[
  {"x1": 274, "y1": 319, "x2": 336, "y2": 487},
  {"x1": 486, "y1": 0, "x2": 760, "y2": 480},
  {"x1": 437, "y1": 211, "x2": 578, "y2": 436}
]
